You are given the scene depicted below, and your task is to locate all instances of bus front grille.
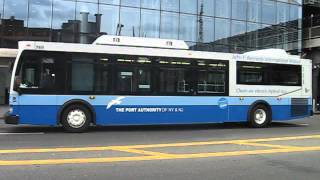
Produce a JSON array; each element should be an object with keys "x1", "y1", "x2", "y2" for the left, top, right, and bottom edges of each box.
[{"x1": 291, "y1": 98, "x2": 309, "y2": 117}]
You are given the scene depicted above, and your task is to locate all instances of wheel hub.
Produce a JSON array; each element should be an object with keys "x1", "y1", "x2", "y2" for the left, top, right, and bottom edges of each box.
[
  {"x1": 67, "y1": 109, "x2": 86, "y2": 128},
  {"x1": 254, "y1": 109, "x2": 267, "y2": 125}
]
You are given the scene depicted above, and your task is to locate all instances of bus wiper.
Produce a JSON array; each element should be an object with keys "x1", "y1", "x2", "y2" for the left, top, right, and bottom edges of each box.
[{"x1": 277, "y1": 88, "x2": 302, "y2": 98}]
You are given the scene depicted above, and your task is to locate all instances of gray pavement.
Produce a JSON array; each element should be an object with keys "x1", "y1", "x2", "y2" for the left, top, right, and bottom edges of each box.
[
  {"x1": 0, "y1": 115, "x2": 319, "y2": 180},
  {"x1": 0, "y1": 105, "x2": 8, "y2": 118}
]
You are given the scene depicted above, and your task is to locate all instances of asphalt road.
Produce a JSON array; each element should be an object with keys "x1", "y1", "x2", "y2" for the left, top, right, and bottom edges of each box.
[{"x1": 0, "y1": 116, "x2": 320, "y2": 180}]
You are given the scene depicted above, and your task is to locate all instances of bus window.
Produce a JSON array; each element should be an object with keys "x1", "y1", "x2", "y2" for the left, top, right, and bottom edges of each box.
[
  {"x1": 94, "y1": 62, "x2": 109, "y2": 93},
  {"x1": 159, "y1": 68, "x2": 192, "y2": 94},
  {"x1": 15, "y1": 51, "x2": 63, "y2": 93},
  {"x1": 22, "y1": 65, "x2": 38, "y2": 88},
  {"x1": 39, "y1": 58, "x2": 55, "y2": 89},
  {"x1": 70, "y1": 54, "x2": 95, "y2": 92},
  {"x1": 71, "y1": 63, "x2": 94, "y2": 92},
  {"x1": 115, "y1": 56, "x2": 152, "y2": 94},
  {"x1": 117, "y1": 70, "x2": 133, "y2": 92},
  {"x1": 237, "y1": 62, "x2": 301, "y2": 86},
  {"x1": 269, "y1": 64, "x2": 301, "y2": 86},
  {"x1": 137, "y1": 69, "x2": 151, "y2": 92},
  {"x1": 197, "y1": 60, "x2": 227, "y2": 94},
  {"x1": 197, "y1": 70, "x2": 225, "y2": 94},
  {"x1": 157, "y1": 58, "x2": 193, "y2": 95},
  {"x1": 237, "y1": 63, "x2": 265, "y2": 84}
]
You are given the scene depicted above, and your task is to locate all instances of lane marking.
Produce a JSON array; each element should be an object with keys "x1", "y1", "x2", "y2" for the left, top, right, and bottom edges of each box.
[
  {"x1": 124, "y1": 134, "x2": 320, "y2": 149},
  {"x1": 298, "y1": 123, "x2": 309, "y2": 126},
  {"x1": 1, "y1": 134, "x2": 320, "y2": 154},
  {"x1": 0, "y1": 146, "x2": 113, "y2": 154},
  {"x1": 0, "y1": 133, "x2": 44, "y2": 135},
  {"x1": 1, "y1": 146, "x2": 320, "y2": 166},
  {"x1": 110, "y1": 147, "x2": 172, "y2": 157},
  {"x1": 234, "y1": 142, "x2": 298, "y2": 149}
]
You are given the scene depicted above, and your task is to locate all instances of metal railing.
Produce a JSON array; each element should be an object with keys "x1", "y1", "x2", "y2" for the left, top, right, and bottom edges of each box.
[
  {"x1": 304, "y1": 0, "x2": 320, "y2": 7},
  {"x1": 303, "y1": 15, "x2": 320, "y2": 40}
]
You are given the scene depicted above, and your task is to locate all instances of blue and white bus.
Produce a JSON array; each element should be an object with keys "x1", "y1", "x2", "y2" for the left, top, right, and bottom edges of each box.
[{"x1": 5, "y1": 35, "x2": 313, "y2": 132}]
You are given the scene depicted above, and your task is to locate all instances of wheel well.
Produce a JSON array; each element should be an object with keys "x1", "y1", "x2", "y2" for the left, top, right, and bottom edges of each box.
[
  {"x1": 247, "y1": 100, "x2": 272, "y2": 121},
  {"x1": 57, "y1": 100, "x2": 96, "y2": 125}
]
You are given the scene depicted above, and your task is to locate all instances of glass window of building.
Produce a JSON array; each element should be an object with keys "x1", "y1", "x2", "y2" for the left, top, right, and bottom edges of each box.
[
  {"x1": 141, "y1": 0, "x2": 160, "y2": 9},
  {"x1": 231, "y1": 20, "x2": 247, "y2": 48},
  {"x1": 232, "y1": 0, "x2": 247, "y2": 21},
  {"x1": 179, "y1": 14, "x2": 197, "y2": 42},
  {"x1": 120, "y1": 7, "x2": 140, "y2": 37},
  {"x1": 215, "y1": 18, "x2": 230, "y2": 44},
  {"x1": 0, "y1": 0, "x2": 3, "y2": 17},
  {"x1": 160, "y1": 12, "x2": 179, "y2": 39},
  {"x1": 28, "y1": 0, "x2": 53, "y2": 42},
  {"x1": 141, "y1": 9, "x2": 160, "y2": 38},
  {"x1": 231, "y1": 20, "x2": 246, "y2": 36},
  {"x1": 215, "y1": 0, "x2": 231, "y2": 18},
  {"x1": 99, "y1": 4, "x2": 119, "y2": 35},
  {"x1": 161, "y1": 0, "x2": 179, "y2": 12},
  {"x1": 121, "y1": 0, "x2": 140, "y2": 8},
  {"x1": 52, "y1": 0, "x2": 75, "y2": 29},
  {"x1": 52, "y1": 0, "x2": 76, "y2": 43},
  {"x1": 180, "y1": 0, "x2": 197, "y2": 14},
  {"x1": 262, "y1": 0, "x2": 276, "y2": 24},
  {"x1": 79, "y1": 0, "x2": 98, "y2": 3},
  {"x1": 277, "y1": 2, "x2": 289, "y2": 24},
  {"x1": 28, "y1": 0, "x2": 52, "y2": 28},
  {"x1": 100, "y1": 0, "x2": 120, "y2": 5},
  {"x1": 198, "y1": 0, "x2": 214, "y2": 17},
  {"x1": 289, "y1": 4, "x2": 301, "y2": 32},
  {"x1": 4, "y1": 0, "x2": 28, "y2": 20},
  {"x1": 198, "y1": 16, "x2": 214, "y2": 43},
  {"x1": 247, "y1": 0, "x2": 261, "y2": 22},
  {"x1": 2, "y1": 0, "x2": 29, "y2": 47},
  {"x1": 290, "y1": 4, "x2": 299, "y2": 21},
  {"x1": 247, "y1": 22, "x2": 261, "y2": 48}
]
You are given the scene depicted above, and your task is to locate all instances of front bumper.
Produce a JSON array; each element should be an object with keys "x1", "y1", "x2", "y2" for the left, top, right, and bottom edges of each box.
[{"x1": 4, "y1": 111, "x2": 19, "y2": 124}]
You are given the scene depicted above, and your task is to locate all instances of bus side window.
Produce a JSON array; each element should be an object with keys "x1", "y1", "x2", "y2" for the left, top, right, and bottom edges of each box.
[
  {"x1": 158, "y1": 58, "x2": 192, "y2": 95},
  {"x1": 39, "y1": 58, "x2": 55, "y2": 89},
  {"x1": 115, "y1": 56, "x2": 152, "y2": 94},
  {"x1": 16, "y1": 50, "x2": 67, "y2": 93},
  {"x1": 71, "y1": 58, "x2": 95, "y2": 92},
  {"x1": 22, "y1": 66, "x2": 38, "y2": 88},
  {"x1": 196, "y1": 60, "x2": 227, "y2": 95}
]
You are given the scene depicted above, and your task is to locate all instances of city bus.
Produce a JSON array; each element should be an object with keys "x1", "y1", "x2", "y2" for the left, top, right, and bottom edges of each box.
[{"x1": 4, "y1": 35, "x2": 313, "y2": 132}]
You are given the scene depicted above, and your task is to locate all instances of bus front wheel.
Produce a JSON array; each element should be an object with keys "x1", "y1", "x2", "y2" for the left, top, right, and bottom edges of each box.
[
  {"x1": 61, "y1": 104, "x2": 91, "y2": 133},
  {"x1": 248, "y1": 104, "x2": 271, "y2": 128}
]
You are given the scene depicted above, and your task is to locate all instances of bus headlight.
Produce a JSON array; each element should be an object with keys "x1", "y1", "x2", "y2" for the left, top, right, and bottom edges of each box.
[{"x1": 9, "y1": 106, "x2": 13, "y2": 113}]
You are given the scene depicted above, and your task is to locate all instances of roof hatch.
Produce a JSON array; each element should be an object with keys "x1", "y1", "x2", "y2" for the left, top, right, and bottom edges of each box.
[{"x1": 92, "y1": 35, "x2": 189, "y2": 50}]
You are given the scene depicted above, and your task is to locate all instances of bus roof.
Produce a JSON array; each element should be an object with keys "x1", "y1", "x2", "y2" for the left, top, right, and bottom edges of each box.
[{"x1": 17, "y1": 37, "x2": 307, "y2": 65}]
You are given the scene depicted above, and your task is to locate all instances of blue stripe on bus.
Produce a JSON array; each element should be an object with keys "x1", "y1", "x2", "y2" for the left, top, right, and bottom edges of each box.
[
  {"x1": 16, "y1": 95, "x2": 312, "y2": 106},
  {"x1": 12, "y1": 104, "x2": 312, "y2": 126}
]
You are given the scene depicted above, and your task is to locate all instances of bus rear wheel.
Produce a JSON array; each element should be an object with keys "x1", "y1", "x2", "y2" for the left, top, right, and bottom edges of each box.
[
  {"x1": 248, "y1": 104, "x2": 271, "y2": 128},
  {"x1": 61, "y1": 104, "x2": 91, "y2": 133}
]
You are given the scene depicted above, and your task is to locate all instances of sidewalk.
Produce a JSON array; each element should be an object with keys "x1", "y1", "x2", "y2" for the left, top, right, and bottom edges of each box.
[{"x1": 0, "y1": 105, "x2": 9, "y2": 119}]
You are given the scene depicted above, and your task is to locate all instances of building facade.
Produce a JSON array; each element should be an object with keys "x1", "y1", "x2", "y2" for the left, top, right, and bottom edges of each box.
[
  {"x1": 0, "y1": 0, "x2": 303, "y2": 104},
  {"x1": 303, "y1": 0, "x2": 320, "y2": 108}
]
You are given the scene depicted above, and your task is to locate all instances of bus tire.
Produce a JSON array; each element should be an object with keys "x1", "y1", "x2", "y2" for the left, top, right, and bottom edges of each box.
[
  {"x1": 61, "y1": 104, "x2": 91, "y2": 133},
  {"x1": 248, "y1": 104, "x2": 271, "y2": 128}
]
